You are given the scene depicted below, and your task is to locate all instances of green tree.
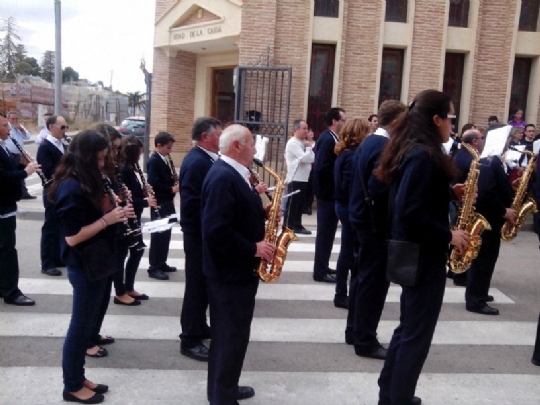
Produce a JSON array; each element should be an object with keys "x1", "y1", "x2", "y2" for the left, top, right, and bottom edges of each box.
[
  {"x1": 62, "y1": 66, "x2": 79, "y2": 83},
  {"x1": 126, "y1": 91, "x2": 145, "y2": 115},
  {"x1": 0, "y1": 17, "x2": 22, "y2": 81},
  {"x1": 41, "y1": 50, "x2": 55, "y2": 82}
]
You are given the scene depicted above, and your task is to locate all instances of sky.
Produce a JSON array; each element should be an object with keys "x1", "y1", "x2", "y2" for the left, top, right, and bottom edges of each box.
[{"x1": 0, "y1": 0, "x2": 156, "y2": 93}]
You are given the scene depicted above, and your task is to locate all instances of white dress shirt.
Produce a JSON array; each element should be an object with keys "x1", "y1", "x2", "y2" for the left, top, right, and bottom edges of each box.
[
  {"x1": 5, "y1": 123, "x2": 31, "y2": 154},
  {"x1": 285, "y1": 137, "x2": 314, "y2": 183},
  {"x1": 35, "y1": 128, "x2": 50, "y2": 144},
  {"x1": 46, "y1": 134, "x2": 65, "y2": 154},
  {"x1": 220, "y1": 155, "x2": 252, "y2": 188}
]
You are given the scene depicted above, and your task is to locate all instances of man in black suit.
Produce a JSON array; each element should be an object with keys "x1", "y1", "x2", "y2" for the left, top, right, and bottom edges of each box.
[
  {"x1": 0, "y1": 113, "x2": 39, "y2": 306},
  {"x1": 147, "y1": 132, "x2": 179, "y2": 280},
  {"x1": 36, "y1": 115, "x2": 68, "y2": 276},
  {"x1": 201, "y1": 124, "x2": 274, "y2": 405},
  {"x1": 179, "y1": 117, "x2": 222, "y2": 362},
  {"x1": 312, "y1": 107, "x2": 346, "y2": 283}
]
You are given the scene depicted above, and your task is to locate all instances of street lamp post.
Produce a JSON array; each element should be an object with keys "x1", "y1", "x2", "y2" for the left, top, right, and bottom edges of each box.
[{"x1": 54, "y1": 0, "x2": 62, "y2": 115}]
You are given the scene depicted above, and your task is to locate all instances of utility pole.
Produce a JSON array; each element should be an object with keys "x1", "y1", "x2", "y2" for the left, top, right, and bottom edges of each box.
[{"x1": 54, "y1": 0, "x2": 62, "y2": 115}]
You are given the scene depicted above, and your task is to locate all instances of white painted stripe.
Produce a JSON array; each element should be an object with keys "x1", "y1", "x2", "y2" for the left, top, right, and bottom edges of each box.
[
  {"x1": 142, "y1": 227, "x2": 337, "y2": 238},
  {"x1": 0, "y1": 313, "x2": 531, "y2": 345},
  {"x1": 142, "y1": 239, "x2": 340, "y2": 253},
  {"x1": 2, "y1": 367, "x2": 539, "y2": 405},
  {"x1": 136, "y1": 258, "x2": 338, "y2": 274},
  {"x1": 17, "y1": 278, "x2": 515, "y2": 304}
]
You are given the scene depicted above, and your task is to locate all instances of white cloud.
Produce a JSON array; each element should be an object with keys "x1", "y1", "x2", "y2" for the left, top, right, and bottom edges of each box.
[{"x1": 0, "y1": 0, "x2": 155, "y2": 93}]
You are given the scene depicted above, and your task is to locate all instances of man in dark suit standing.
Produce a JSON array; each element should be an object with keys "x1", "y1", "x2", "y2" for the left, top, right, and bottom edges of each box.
[
  {"x1": 0, "y1": 113, "x2": 39, "y2": 306},
  {"x1": 36, "y1": 115, "x2": 68, "y2": 276},
  {"x1": 179, "y1": 117, "x2": 222, "y2": 362},
  {"x1": 313, "y1": 107, "x2": 346, "y2": 283},
  {"x1": 147, "y1": 132, "x2": 178, "y2": 280},
  {"x1": 201, "y1": 124, "x2": 274, "y2": 405}
]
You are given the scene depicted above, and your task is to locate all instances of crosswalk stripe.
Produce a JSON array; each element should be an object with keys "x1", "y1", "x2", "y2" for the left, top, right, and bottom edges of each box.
[
  {"x1": 142, "y1": 227, "x2": 337, "y2": 238},
  {"x1": 0, "y1": 313, "x2": 534, "y2": 345},
  {"x1": 2, "y1": 367, "x2": 539, "y2": 405},
  {"x1": 142, "y1": 240, "x2": 340, "y2": 253},
  {"x1": 17, "y1": 278, "x2": 515, "y2": 304}
]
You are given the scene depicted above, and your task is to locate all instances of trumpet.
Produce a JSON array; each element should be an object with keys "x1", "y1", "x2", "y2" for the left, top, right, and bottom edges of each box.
[
  {"x1": 134, "y1": 162, "x2": 161, "y2": 219},
  {"x1": 8, "y1": 134, "x2": 52, "y2": 187}
]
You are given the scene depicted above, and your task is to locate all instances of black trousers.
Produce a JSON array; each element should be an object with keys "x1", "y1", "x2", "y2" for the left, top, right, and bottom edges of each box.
[
  {"x1": 347, "y1": 230, "x2": 390, "y2": 353},
  {"x1": 148, "y1": 201, "x2": 174, "y2": 272},
  {"x1": 12, "y1": 153, "x2": 29, "y2": 196},
  {"x1": 465, "y1": 229, "x2": 500, "y2": 309},
  {"x1": 313, "y1": 198, "x2": 338, "y2": 279},
  {"x1": 207, "y1": 277, "x2": 258, "y2": 405},
  {"x1": 180, "y1": 233, "x2": 209, "y2": 349},
  {"x1": 378, "y1": 254, "x2": 447, "y2": 405},
  {"x1": 284, "y1": 181, "x2": 308, "y2": 230},
  {"x1": 533, "y1": 312, "x2": 540, "y2": 364},
  {"x1": 304, "y1": 170, "x2": 314, "y2": 212},
  {"x1": 41, "y1": 191, "x2": 61, "y2": 270},
  {"x1": 0, "y1": 213, "x2": 21, "y2": 300}
]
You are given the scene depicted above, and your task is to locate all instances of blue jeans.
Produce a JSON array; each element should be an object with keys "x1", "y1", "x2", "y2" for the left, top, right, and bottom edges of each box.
[{"x1": 63, "y1": 266, "x2": 107, "y2": 392}]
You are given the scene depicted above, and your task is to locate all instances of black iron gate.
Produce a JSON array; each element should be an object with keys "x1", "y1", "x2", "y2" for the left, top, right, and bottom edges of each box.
[{"x1": 234, "y1": 64, "x2": 292, "y2": 185}]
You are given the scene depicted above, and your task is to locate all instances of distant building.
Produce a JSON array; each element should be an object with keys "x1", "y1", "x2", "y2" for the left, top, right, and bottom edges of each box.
[{"x1": 152, "y1": 0, "x2": 540, "y2": 158}]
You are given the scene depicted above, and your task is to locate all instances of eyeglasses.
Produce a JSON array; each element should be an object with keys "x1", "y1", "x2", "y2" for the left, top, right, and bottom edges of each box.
[
  {"x1": 55, "y1": 124, "x2": 69, "y2": 130},
  {"x1": 447, "y1": 114, "x2": 457, "y2": 119}
]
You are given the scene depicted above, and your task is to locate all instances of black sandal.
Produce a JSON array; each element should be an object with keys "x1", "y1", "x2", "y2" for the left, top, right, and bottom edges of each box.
[{"x1": 86, "y1": 346, "x2": 108, "y2": 358}]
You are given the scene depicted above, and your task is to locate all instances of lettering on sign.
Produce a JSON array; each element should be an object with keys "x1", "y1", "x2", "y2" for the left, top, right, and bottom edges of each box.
[{"x1": 172, "y1": 25, "x2": 223, "y2": 42}]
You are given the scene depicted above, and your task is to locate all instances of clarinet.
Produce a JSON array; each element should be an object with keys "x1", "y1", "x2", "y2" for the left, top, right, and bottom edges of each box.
[
  {"x1": 8, "y1": 134, "x2": 52, "y2": 187},
  {"x1": 102, "y1": 173, "x2": 142, "y2": 250},
  {"x1": 167, "y1": 155, "x2": 179, "y2": 186},
  {"x1": 134, "y1": 162, "x2": 161, "y2": 219},
  {"x1": 115, "y1": 167, "x2": 145, "y2": 250},
  {"x1": 249, "y1": 164, "x2": 273, "y2": 201}
]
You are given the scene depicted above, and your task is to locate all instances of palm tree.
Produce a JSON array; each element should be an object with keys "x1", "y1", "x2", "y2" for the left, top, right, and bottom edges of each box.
[{"x1": 126, "y1": 91, "x2": 146, "y2": 116}]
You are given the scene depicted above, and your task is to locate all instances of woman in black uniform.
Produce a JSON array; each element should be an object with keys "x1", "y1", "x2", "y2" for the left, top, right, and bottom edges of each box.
[{"x1": 375, "y1": 89, "x2": 470, "y2": 405}]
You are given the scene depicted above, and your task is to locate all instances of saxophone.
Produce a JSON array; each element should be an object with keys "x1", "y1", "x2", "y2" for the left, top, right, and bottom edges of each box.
[
  {"x1": 253, "y1": 158, "x2": 298, "y2": 283},
  {"x1": 449, "y1": 143, "x2": 492, "y2": 274},
  {"x1": 501, "y1": 148, "x2": 537, "y2": 241}
]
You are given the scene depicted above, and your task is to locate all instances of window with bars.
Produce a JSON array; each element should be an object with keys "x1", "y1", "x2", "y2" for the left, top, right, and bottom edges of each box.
[
  {"x1": 509, "y1": 58, "x2": 532, "y2": 119},
  {"x1": 448, "y1": 0, "x2": 470, "y2": 28},
  {"x1": 519, "y1": 0, "x2": 540, "y2": 31},
  {"x1": 314, "y1": 0, "x2": 340, "y2": 18},
  {"x1": 385, "y1": 0, "x2": 408, "y2": 23},
  {"x1": 378, "y1": 48, "x2": 404, "y2": 105},
  {"x1": 443, "y1": 53, "x2": 465, "y2": 128}
]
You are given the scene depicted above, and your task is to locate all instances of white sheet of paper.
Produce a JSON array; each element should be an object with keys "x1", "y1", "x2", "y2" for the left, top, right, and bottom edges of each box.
[{"x1": 481, "y1": 125, "x2": 512, "y2": 158}]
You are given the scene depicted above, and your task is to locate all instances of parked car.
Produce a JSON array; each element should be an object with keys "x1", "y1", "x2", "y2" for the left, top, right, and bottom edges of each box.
[{"x1": 118, "y1": 117, "x2": 146, "y2": 140}]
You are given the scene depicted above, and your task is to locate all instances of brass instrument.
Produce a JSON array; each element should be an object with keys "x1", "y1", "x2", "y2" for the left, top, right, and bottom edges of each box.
[
  {"x1": 134, "y1": 162, "x2": 161, "y2": 219},
  {"x1": 501, "y1": 148, "x2": 538, "y2": 241},
  {"x1": 167, "y1": 155, "x2": 179, "y2": 186},
  {"x1": 253, "y1": 158, "x2": 297, "y2": 283},
  {"x1": 8, "y1": 134, "x2": 52, "y2": 187},
  {"x1": 449, "y1": 143, "x2": 492, "y2": 274},
  {"x1": 102, "y1": 173, "x2": 143, "y2": 249}
]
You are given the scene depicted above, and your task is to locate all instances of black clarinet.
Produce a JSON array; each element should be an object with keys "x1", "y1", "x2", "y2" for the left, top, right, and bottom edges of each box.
[
  {"x1": 167, "y1": 155, "x2": 179, "y2": 186},
  {"x1": 134, "y1": 162, "x2": 161, "y2": 219},
  {"x1": 115, "y1": 167, "x2": 145, "y2": 251},
  {"x1": 102, "y1": 174, "x2": 142, "y2": 250},
  {"x1": 9, "y1": 134, "x2": 52, "y2": 187}
]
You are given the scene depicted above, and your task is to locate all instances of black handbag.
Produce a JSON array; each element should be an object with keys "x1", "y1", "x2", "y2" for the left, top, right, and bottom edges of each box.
[
  {"x1": 386, "y1": 239, "x2": 420, "y2": 287},
  {"x1": 78, "y1": 238, "x2": 117, "y2": 282}
]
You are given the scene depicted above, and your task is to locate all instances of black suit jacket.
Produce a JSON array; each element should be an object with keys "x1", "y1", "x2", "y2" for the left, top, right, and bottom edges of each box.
[
  {"x1": 453, "y1": 146, "x2": 474, "y2": 184},
  {"x1": 36, "y1": 139, "x2": 64, "y2": 181},
  {"x1": 147, "y1": 152, "x2": 176, "y2": 204},
  {"x1": 179, "y1": 146, "x2": 215, "y2": 236},
  {"x1": 201, "y1": 159, "x2": 266, "y2": 283},
  {"x1": 0, "y1": 146, "x2": 26, "y2": 209},
  {"x1": 313, "y1": 129, "x2": 338, "y2": 201}
]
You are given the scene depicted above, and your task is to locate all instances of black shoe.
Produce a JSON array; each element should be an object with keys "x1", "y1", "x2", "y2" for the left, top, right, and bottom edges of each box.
[
  {"x1": 63, "y1": 391, "x2": 104, "y2": 404},
  {"x1": 89, "y1": 384, "x2": 109, "y2": 394},
  {"x1": 411, "y1": 396, "x2": 422, "y2": 405},
  {"x1": 236, "y1": 386, "x2": 255, "y2": 400},
  {"x1": 148, "y1": 270, "x2": 169, "y2": 280},
  {"x1": 97, "y1": 335, "x2": 115, "y2": 345},
  {"x1": 42, "y1": 267, "x2": 62, "y2": 276},
  {"x1": 333, "y1": 295, "x2": 348, "y2": 309},
  {"x1": 466, "y1": 304, "x2": 499, "y2": 315},
  {"x1": 485, "y1": 295, "x2": 494, "y2": 303},
  {"x1": 293, "y1": 227, "x2": 312, "y2": 235},
  {"x1": 21, "y1": 194, "x2": 37, "y2": 200},
  {"x1": 313, "y1": 274, "x2": 336, "y2": 283},
  {"x1": 129, "y1": 293, "x2": 149, "y2": 301},
  {"x1": 355, "y1": 345, "x2": 387, "y2": 360},
  {"x1": 327, "y1": 268, "x2": 337, "y2": 275},
  {"x1": 180, "y1": 343, "x2": 209, "y2": 362},
  {"x1": 86, "y1": 347, "x2": 108, "y2": 358},
  {"x1": 532, "y1": 357, "x2": 540, "y2": 366},
  {"x1": 113, "y1": 297, "x2": 141, "y2": 306},
  {"x1": 162, "y1": 265, "x2": 177, "y2": 272},
  {"x1": 453, "y1": 278, "x2": 467, "y2": 287},
  {"x1": 4, "y1": 294, "x2": 35, "y2": 306}
]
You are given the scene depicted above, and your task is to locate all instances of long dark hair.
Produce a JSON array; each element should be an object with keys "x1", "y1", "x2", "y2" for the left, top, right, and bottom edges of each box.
[
  {"x1": 376, "y1": 89, "x2": 456, "y2": 183},
  {"x1": 120, "y1": 135, "x2": 143, "y2": 167},
  {"x1": 95, "y1": 123, "x2": 122, "y2": 178},
  {"x1": 48, "y1": 130, "x2": 110, "y2": 211}
]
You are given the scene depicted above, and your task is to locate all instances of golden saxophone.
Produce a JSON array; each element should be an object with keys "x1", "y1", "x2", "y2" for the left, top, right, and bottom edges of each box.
[
  {"x1": 449, "y1": 143, "x2": 491, "y2": 274},
  {"x1": 253, "y1": 158, "x2": 298, "y2": 283},
  {"x1": 501, "y1": 148, "x2": 537, "y2": 241}
]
